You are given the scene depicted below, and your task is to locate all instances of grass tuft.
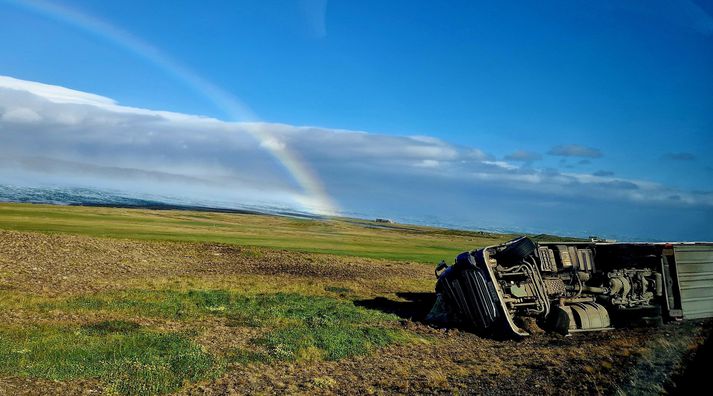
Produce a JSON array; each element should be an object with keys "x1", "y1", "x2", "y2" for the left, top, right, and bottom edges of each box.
[
  {"x1": 260, "y1": 324, "x2": 405, "y2": 361},
  {"x1": 324, "y1": 285, "x2": 353, "y2": 294},
  {"x1": 0, "y1": 325, "x2": 218, "y2": 395}
]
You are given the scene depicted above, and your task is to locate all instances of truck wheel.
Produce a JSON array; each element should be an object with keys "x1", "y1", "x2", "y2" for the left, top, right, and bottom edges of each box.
[
  {"x1": 544, "y1": 306, "x2": 570, "y2": 335},
  {"x1": 639, "y1": 316, "x2": 664, "y2": 327},
  {"x1": 497, "y1": 237, "x2": 537, "y2": 264},
  {"x1": 612, "y1": 305, "x2": 663, "y2": 327},
  {"x1": 638, "y1": 305, "x2": 662, "y2": 317},
  {"x1": 638, "y1": 305, "x2": 663, "y2": 327}
]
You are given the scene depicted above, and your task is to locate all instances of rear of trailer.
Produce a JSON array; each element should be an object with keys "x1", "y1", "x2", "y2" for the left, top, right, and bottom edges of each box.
[{"x1": 671, "y1": 244, "x2": 713, "y2": 320}]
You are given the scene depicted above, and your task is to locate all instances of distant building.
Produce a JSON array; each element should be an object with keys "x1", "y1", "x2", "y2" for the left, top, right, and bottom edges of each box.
[
  {"x1": 590, "y1": 236, "x2": 617, "y2": 243},
  {"x1": 375, "y1": 218, "x2": 393, "y2": 224}
]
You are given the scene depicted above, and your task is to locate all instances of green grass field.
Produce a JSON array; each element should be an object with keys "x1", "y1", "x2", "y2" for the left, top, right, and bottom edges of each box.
[
  {"x1": 2, "y1": 202, "x2": 640, "y2": 395},
  {"x1": 0, "y1": 290, "x2": 411, "y2": 395},
  {"x1": 0, "y1": 202, "x2": 510, "y2": 394},
  {"x1": 0, "y1": 203, "x2": 514, "y2": 264}
]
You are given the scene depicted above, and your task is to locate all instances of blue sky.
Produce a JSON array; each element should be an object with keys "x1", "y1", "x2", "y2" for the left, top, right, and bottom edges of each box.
[{"x1": 0, "y1": 0, "x2": 712, "y2": 240}]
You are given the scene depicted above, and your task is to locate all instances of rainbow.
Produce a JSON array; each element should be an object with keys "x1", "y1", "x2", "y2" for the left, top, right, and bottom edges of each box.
[{"x1": 3, "y1": 0, "x2": 338, "y2": 216}]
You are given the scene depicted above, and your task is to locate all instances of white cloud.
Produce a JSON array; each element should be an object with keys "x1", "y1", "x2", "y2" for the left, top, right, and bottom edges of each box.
[
  {"x1": 466, "y1": 148, "x2": 493, "y2": 161},
  {"x1": 1, "y1": 107, "x2": 41, "y2": 123},
  {"x1": 259, "y1": 136, "x2": 286, "y2": 151},
  {"x1": 415, "y1": 159, "x2": 440, "y2": 168},
  {"x1": 0, "y1": 75, "x2": 711, "y2": 240},
  {"x1": 481, "y1": 160, "x2": 519, "y2": 171},
  {"x1": 0, "y1": 76, "x2": 115, "y2": 106}
]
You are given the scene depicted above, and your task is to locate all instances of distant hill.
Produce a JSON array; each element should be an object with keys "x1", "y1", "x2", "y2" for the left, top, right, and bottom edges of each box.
[{"x1": 0, "y1": 184, "x2": 319, "y2": 219}]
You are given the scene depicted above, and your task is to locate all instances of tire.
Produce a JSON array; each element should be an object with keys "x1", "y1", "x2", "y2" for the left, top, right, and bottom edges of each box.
[
  {"x1": 639, "y1": 316, "x2": 664, "y2": 327},
  {"x1": 612, "y1": 305, "x2": 663, "y2": 328},
  {"x1": 616, "y1": 305, "x2": 662, "y2": 318},
  {"x1": 638, "y1": 305, "x2": 664, "y2": 328},
  {"x1": 496, "y1": 237, "x2": 537, "y2": 264},
  {"x1": 544, "y1": 306, "x2": 571, "y2": 335}
]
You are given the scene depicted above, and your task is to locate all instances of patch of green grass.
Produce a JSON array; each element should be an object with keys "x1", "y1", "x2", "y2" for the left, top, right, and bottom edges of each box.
[
  {"x1": 57, "y1": 290, "x2": 202, "y2": 320},
  {"x1": 324, "y1": 285, "x2": 353, "y2": 294},
  {"x1": 0, "y1": 324, "x2": 218, "y2": 395},
  {"x1": 260, "y1": 324, "x2": 406, "y2": 361},
  {"x1": 241, "y1": 293, "x2": 410, "y2": 361},
  {"x1": 50, "y1": 290, "x2": 410, "y2": 363},
  {"x1": 54, "y1": 290, "x2": 394, "y2": 324}
]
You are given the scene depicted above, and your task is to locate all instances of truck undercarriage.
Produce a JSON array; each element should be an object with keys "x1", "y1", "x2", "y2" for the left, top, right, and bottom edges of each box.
[{"x1": 428, "y1": 237, "x2": 713, "y2": 337}]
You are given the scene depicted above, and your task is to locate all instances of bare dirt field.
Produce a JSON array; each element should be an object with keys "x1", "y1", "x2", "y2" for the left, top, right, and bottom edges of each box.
[{"x1": 0, "y1": 207, "x2": 710, "y2": 395}]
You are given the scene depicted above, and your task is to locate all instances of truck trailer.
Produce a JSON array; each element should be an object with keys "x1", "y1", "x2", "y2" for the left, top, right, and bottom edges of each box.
[{"x1": 429, "y1": 237, "x2": 713, "y2": 337}]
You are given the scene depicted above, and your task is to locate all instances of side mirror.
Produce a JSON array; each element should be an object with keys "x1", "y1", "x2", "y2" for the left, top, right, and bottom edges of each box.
[{"x1": 434, "y1": 260, "x2": 448, "y2": 278}]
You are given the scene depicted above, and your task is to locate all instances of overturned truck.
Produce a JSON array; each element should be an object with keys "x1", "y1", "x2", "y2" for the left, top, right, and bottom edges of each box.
[{"x1": 429, "y1": 237, "x2": 713, "y2": 337}]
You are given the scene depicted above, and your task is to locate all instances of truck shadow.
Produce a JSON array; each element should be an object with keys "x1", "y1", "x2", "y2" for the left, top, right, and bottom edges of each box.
[
  {"x1": 668, "y1": 322, "x2": 713, "y2": 395},
  {"x1": 354, "y1": 292, "x2": 435, "y2": 323}
]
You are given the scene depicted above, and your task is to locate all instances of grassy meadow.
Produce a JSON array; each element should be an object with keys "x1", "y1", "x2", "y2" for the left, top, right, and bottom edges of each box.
[
  {"x1": 0, "y1": 203, "x2": 513, "y2": 264},
  {"x1": 0, "y1": 291, "x2": 411, "y2": 395},
  {"x1": 0, "y1": 203, "x2": 705, "y2": 395},
  {"x1": 0, "y1": 202, "x2": 517, "y2": 395}
]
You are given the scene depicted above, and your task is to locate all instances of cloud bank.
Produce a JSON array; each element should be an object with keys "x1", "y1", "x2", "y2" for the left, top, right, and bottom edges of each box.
[
  {"x1": 548, "y1": 144, "x2": 603, "y2": 158},
  {"x1": 0, "y1": 76, "x2": 711, "y2": 240}
]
